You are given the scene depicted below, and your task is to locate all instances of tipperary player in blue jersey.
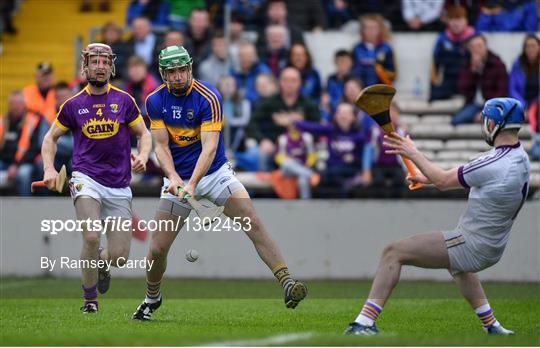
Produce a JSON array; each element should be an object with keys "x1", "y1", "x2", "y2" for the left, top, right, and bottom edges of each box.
[{"x1": 132, "y1": 46, "x2": 307, "y2": 320}]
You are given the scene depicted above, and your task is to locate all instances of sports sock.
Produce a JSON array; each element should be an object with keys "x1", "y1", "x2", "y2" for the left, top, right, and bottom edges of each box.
[
  {"x1": 475, "y1": 303, "x2": 500, "y2": 328},
  {"x1": 272, "y1": 264, "x2": 295, "y2": 293},
  {"x1": 145, "y1": 280, "x2": 161, "y2": 304},
  {"x1": 355, "y1": 300, "x2": 383, "y2": 326},
  {"x1": 82, "y1": 283, "x2": 98, "y2": 303}
]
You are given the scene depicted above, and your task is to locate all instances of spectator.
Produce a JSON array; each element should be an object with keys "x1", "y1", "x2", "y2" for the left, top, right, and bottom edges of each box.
[
  {"x1": 164, "y1": 0, "x2": 205, "y2": 30},
  {"x1": 80, "y1": 0, "x2": 110, "y2": 12},
  {"x1": 510, "y1": 34, "x2": 540, "y2": 161},
  {"x1": 261, "y1": 24, "x2": 289, "y2": 77},
  {"x1": 1, "y1": 0, "x2": 17, "y2": 35},
  {"x1": 401, "y1": 0, "x2": 445, "y2": 31},
  {"x1": 285, "y1": 0, "x2": 327, "y2": 31},
  {"x1": 248, "y1": 67, "x2": 320, "y2": 171},
  {"x1": 452, "y1": 34, "x2": 508, "y2": 125},
  {"x1": 256, "y1": 0, "x2": 304, "y2": 55},
  {"x1": 217, "y1": 76, "x2": 251, "y2": 153},
  {"x1": 150, "y1": 30, "x2": 187, "y2": 77},
  {"x1": 228, "y1": 12, "x2": 250, "y2": 71},
  {"x1": 100, "y1": 22, "x2": 131, "y2": 80},
  {"x1": 327, "y1": 49, "x2": 353, "y2": 114},
  {"x1": 324, "y1": 0, "x2": 354, "y2": 29},
  {"x1": 228, "y1": 0, "x2": 266, "y2": 30},
  {"x1": 126, "y1": 0, "x2": 170, "y2": 27},
  {"x1": 186, "y1": 8, "x2": 213, "y2": 71},
  {"x1": 509, "y1": 34, "x2": 539, "y2": 111},
  {"x1": 341, "y1": 77, "x2": 379, "y2": 163},
  {"x1": 294, "y1": 102, "x2": 365, "y2": 197},
  {"x1": 342, "y1": 78, "x2": 367, "y2": 119},
  {"x1": 198, "y1": 30, "x2": 229, "y2": 86},
  {"x1": 22, "y1": 62, "x2": 56, "y2": 126},
  {"x1": 363, "y1": 103, "x2": 405, "y2": 196},
  {"x1": 286, "y1": 42, "x2": 322, "y2": 102},
  {"x1": 0, "y1": 92, "x2": 26, "y2": 190},
  {"x1": 343, "y1": 77, "x2": 380, "y2": 181},
  {"x1": 69, "y1": 72, "x2": 89, "y2": 94},
  {"x1": 319, "y1": 92, "x2": 333, "y2": 123},
  {"x1": 1, "y1": 91, "x2": 44, "y2": 196},
  {"x1": 476, "y1": 0, "x2": 538, "y2": 32},
  {"x1": 274, "y1": 121, "x2": 318, "y2": 199},
  {"x1": 442, "y1": 0, "x2": 481, "y2": 27},
  {"x1": 254, "y1": 73, "x2": 279, "y2": 107},
  {"x1": 350, "y1": 0, "x2": 405, "y2": 29},
  {"x1": 126, "y1": 16, "x2": 158, "y2": 69},
  {"x1": 161, "y1": 30, "x2": 186, "y2": 47},
  {"x1": 43, "y1": 82, "x2": 74, "y2": 173},
  {"x1": 231, "y1": 42, "x2": 271, "y2": 103},
  {"x1": 122, "y1": 56, "x2": 159, "y2": 114},
  {"x1": 352, "y1": 14, "x2": 397, "y2": 86},
  {"x1": 430, "y1": 5, "x2": 476, "y2": 101}
]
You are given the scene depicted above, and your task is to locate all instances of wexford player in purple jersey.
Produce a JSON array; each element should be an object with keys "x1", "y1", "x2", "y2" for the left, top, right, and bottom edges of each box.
[
  {"x1": 41, "y1": 43, "x2": 152, "y2": 313},
  {"x1": 131, "y1": 46, "x2": 307, "y2": 321}
]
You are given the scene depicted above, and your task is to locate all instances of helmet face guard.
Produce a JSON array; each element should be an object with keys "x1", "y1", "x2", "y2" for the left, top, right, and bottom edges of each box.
[
  {"x1": 481, "y1": 98, "x2": 524, "y2": 146},
  {"x1": 158, "y1": 46, "x2": 193, "y2": 95},
  {"x1": 82, "y1": 43, "x2": 116, "y2": 88}
]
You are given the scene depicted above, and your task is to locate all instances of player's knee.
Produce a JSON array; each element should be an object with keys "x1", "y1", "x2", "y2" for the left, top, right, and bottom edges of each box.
[
  {"x1": 82, "y1": 234, "x2": 100, "y2": 250},
  {"x1": 150, "y1": 243, "x2": 169, "y2": 259},
  {"x1": 243, "y1": 213, "x2": 264, "y2": 235},
  {"x1": 113, "y1": 256, "x2": 127, "y2": 267},
  {"x1": 109, "y1": 249, "x2": 129, "y2": 266},
  {"x1": 381, "y1": 241, "x2": 402, "y2": 263}
]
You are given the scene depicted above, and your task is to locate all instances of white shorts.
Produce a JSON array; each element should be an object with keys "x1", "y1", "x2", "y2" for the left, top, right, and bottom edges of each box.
[
  {"x1": 69, "y1": 171, "x2": 132, "y2": 219},
  {"x1": 159, "y1": 162, "x2": 244, "y2": 216},
  {"x1": 442, "y1": 229, "x2": 500, "y2": 274}
]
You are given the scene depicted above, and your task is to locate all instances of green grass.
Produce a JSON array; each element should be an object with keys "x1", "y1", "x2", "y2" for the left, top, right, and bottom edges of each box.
[{"x1": 1, "y1": 278, "x2": 539, "y2": 346}]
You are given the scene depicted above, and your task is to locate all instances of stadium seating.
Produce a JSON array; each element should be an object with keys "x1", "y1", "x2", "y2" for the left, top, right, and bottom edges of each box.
[
  {"x1": 0, "y1": 1, "x2": 126, "y2": 114},
  {"x1": 2, "y1": 5, "x2": 537, "y2": 196}
]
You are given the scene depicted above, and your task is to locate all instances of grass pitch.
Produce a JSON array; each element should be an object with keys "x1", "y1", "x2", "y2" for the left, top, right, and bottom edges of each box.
[{"x1": 1, "y1": 278, "x2": 539, "y2": 346}]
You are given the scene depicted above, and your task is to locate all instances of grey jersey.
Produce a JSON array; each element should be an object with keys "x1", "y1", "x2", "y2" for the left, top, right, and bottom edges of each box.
[{"x1": 456, "y1": 142, "x2": 530, "y2": 261}]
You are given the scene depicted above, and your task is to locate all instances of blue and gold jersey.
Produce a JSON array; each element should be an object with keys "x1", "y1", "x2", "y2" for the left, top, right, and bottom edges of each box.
[{"x1": 146, "y1": 80, "x2": 227, "y2": 179}]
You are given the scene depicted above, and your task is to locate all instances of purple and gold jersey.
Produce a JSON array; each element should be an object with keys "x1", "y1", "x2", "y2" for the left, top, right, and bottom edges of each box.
[
  {"x1": 146, "y1": 80, "x2": 227, "y2": 179},
  {"x1": 55, "y1": 84, "x2": 143, "y2": 188}
]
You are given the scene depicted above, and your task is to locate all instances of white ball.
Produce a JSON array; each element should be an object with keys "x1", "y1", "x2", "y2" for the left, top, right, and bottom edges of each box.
[{"x1": 186, "y1": 249, "x2": 199, "y2": 262}]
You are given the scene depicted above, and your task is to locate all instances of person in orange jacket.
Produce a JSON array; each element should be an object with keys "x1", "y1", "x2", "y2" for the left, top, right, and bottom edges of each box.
[
  {"x1": 0, "y1": 91, "x2": 44, "y2": 195},
  {"x1": 22, "y1": 62, "x2": 57, "y2": 126}
]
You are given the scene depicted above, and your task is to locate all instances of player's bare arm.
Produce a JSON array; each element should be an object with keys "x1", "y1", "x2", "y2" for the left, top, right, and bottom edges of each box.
[
  {"x1": 152, "y1": 128, "x2": 185, "y2": 196},
  {"x1": 384, "y1": 132, "x2": 461, "y2": 191},
  {"x1": 130, "y1": 121, "x2": 152, "y2": 173},
  {"x1": 41, "y1": 123, "x2": 67, "y2": 190},
  {"x1": 182, "y1": 131, "x2": 219, "y2": 197}
]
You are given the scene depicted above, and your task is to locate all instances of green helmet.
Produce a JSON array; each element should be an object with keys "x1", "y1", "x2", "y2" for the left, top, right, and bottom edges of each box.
[
  {"x1": 158, "y1": 46, "x2": 193, "y2": 95},
  {"x1": 158, "y1": 46, "x2": 193, "y2": 90}
]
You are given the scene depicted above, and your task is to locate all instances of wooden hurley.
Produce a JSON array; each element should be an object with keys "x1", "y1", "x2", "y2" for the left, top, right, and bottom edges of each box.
[
  {"x1": 31, "y1": 165, "x2": 67, "y2": 193},
  {"x1": 355, "y1": 84, "x2": 424, "y2": 191}
]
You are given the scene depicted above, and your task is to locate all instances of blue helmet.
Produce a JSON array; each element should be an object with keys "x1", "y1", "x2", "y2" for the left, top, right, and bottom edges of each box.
[{"x1": 481, "y1": 97, "x2": 524, "y2": 146}]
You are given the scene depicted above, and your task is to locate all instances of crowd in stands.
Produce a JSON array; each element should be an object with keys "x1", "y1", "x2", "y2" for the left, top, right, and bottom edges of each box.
[{"x1": 1, "y1": 0, "x2": 539, "y2": 198}]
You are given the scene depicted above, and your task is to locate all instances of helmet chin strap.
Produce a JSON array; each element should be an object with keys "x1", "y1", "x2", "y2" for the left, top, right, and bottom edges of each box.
[
  {"x1": 88, "y1": 79, "x2": 108, "y2": 87},
  {"x1": 166, "y1": 78, "x2": 191, "y2": 96}
]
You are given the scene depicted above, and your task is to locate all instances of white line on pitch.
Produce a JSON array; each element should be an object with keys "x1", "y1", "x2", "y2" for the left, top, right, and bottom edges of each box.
[{"x1": 203, "y1": 332, "x2": 315, "y2": 346}]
